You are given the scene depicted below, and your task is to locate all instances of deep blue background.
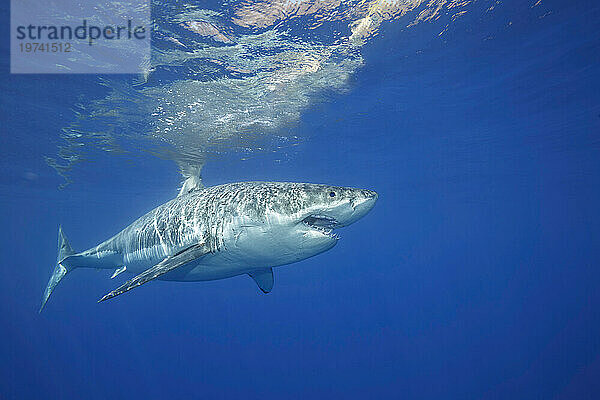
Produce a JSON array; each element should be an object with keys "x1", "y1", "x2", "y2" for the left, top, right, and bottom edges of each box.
[{"x1": 1, "y1": 1, "x2": 600, "y2": 398}]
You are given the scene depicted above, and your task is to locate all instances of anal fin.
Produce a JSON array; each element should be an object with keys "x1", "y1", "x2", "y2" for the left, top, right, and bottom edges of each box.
[
  {"x1": 111, "y1": 265, "x2": 127, "y2": 279},
  {"x1": 248, "y1": 268, "x2": 274, "y2": 293}
]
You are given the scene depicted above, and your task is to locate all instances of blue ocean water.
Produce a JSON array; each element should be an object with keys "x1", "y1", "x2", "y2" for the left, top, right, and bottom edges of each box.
[{"x1": 1, "y1": 0, "x2": 600, "y2": 399}]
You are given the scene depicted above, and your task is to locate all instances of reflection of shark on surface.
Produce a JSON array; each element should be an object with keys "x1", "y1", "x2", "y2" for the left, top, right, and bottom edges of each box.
[{"x1": 40, "y1": 179, "x2": 377, "y2": 311}]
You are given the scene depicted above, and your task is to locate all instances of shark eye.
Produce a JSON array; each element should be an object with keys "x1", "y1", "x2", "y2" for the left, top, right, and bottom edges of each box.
[{"x1": 329, "y1": 191, "x2": 336, "y2": 197}]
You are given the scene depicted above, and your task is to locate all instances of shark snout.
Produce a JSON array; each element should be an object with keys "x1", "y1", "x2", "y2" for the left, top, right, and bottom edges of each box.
[
  {"x1": 362, "y1": 190, "x2": 378, "y2": 201},
  {"x1": 334, "y1": 189, "x2": 378, "y2": 227},
  {"x1": 354, "y1": 190, "x2": 378, "y2": 213}
]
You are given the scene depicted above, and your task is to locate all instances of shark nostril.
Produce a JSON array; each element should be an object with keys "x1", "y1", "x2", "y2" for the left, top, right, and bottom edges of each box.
[{"x1": 362, "y1": 190, "x2": 377, "y2": 200}]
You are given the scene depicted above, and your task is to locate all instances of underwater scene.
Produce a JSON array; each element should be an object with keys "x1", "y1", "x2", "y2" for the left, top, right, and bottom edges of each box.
[{"x1": 1, "y1": 0, "x2": 600, "y2": 398}]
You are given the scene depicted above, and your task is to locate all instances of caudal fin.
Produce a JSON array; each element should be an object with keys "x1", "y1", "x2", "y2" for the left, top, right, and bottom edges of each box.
[{"x1": 39, "y1": 226, "x2": 76, "y2": 312}]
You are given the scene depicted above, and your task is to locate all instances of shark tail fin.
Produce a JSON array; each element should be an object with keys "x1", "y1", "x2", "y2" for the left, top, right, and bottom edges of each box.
[{"x1": 39, "y1": 226, "x2": 76, "y2": 312}]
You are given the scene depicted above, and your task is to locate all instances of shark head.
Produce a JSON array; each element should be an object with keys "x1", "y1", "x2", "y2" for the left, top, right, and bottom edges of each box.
[
  {"x1": 226, "y1": 183, "x2": 378, "y2": 267},
  {"x1": 296, "y1": 184, "x2": 378, "y2": 233},
  {"x1": 281, "y1": 183, "x2": 378, "y2": 261}
]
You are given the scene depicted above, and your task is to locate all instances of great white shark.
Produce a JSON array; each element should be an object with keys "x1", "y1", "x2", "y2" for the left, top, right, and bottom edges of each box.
[{"x1": 40, "y1": 181, "x2": 377, "y2": 311}]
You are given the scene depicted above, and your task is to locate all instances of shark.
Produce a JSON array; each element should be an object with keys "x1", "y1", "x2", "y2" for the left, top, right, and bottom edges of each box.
[{"x1": 40, "y1": 181, "x2": 377, "y2": 311}]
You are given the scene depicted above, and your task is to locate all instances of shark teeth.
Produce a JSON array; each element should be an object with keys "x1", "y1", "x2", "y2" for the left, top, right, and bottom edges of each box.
[{"x1": 302, "y1": 215, "x2": 339, "y2": 239}]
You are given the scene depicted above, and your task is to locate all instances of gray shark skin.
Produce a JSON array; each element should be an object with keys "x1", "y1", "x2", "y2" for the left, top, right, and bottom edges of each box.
[{"x1": 40, "y1": 182, "x2": 377, "y2": 310}]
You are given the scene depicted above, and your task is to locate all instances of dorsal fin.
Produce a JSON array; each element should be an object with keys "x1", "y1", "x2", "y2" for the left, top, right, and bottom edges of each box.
[{"x1": 177, "y1": 162, "x2": 204, "y2": 197}]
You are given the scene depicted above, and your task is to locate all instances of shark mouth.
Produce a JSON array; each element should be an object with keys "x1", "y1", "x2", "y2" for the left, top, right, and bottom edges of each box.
[{"x1": 302, "y1": 215, "x2": 340, "y2": 239}]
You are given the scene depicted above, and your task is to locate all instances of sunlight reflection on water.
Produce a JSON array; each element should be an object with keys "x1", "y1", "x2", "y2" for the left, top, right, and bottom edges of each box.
[{"x1": 47, "y1": 0, "x2": 487, "y2": 186}]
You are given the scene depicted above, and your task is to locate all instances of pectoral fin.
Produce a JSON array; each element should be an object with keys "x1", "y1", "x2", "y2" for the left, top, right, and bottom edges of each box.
[
  {"x1": 99, "y1": 243, "x2": 210, "y2": 303},
  {"x1": 248, "y1": 268, "x2": 274, "y2": 293}
]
